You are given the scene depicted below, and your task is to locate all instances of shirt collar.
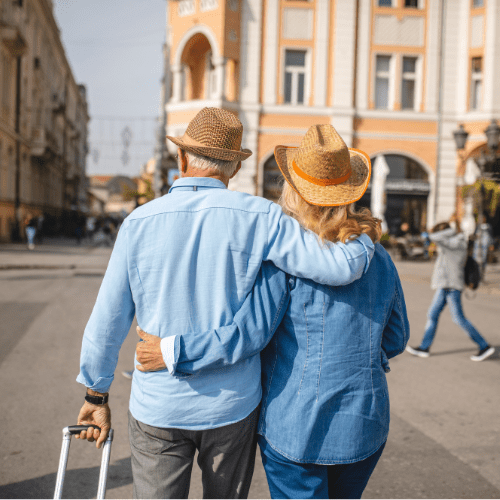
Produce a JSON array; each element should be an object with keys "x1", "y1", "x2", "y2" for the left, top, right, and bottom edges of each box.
[{"x1": 168, "y1": 177, "x2": 227, "y2": 193}]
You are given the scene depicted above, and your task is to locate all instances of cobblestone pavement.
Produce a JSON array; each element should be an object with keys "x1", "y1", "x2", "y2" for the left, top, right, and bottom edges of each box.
[{"x1": 0, "y1": 241, "x2": 499, "y2": 499}]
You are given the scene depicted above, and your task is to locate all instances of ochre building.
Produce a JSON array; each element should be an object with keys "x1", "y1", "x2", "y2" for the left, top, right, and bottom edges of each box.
[
  {"x1": 164, "y1": 0, "x2": 499, "y2": 233},
  {"x1": 0, "y1": 0, "x2": 89, "y2": 241}
]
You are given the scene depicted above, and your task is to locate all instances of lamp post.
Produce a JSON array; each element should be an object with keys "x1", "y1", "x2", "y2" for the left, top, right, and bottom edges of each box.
[{"x1": 453, "y1": 119, "x2": 500, "y2": 277}]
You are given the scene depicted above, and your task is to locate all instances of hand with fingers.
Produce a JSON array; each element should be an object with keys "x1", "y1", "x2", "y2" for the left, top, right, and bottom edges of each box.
[
  {"x1": 75, "y1": 395, "x2": 111, "y2": 449},
  {"x1": 136, "y1": 326, "x2": 166, "y2": 373}
]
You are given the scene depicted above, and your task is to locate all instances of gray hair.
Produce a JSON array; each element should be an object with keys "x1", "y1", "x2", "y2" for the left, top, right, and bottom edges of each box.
[{"x1": 184, "y1": 151, "x2": 239, "y2": 177}]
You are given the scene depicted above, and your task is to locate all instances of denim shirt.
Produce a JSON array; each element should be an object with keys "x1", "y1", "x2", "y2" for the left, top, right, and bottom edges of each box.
[
  {"x1": 168, "y1": 245, "x2": 409, "y2": 461},
  {"x1": 77, "y1": 177, "x2": 375, "y2": 430}
]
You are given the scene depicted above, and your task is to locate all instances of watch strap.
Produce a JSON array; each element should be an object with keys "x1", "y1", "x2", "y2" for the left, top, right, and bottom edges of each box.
[{"x1": 85, "y1": 393, "x2": 109, "y2": 405}]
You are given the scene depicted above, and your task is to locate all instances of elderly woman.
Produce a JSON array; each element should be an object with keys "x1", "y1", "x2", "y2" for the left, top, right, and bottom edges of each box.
[{"x1": 140, "y1": 125, "x2": 409, "y2": 499}]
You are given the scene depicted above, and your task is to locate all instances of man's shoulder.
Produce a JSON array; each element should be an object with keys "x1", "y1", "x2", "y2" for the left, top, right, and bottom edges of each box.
[
  {"x1": 126, "y1": 197, "x2": 168, "y2": 221},
  {"x1": 224, "y1": 190, "x2": 277, "y2": 214},
  {"x1": 126, "y1": 190, "x2": 276, "y2": 221}
]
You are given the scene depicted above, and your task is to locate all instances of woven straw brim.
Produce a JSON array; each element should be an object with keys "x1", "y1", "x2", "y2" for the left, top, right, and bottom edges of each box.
[
  {"x1": 166, "y1": 135, "x2": 252, "y2": 162},
  {"x1": 274, "y1": 146, "x2": 371, "y2": 207}
]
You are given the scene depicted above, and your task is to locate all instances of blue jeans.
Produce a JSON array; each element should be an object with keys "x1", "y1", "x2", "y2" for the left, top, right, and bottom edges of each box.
[
  {"x1": 258, "y1": 436, "x2": 385, "y2": 499},
  {"x1": 420, "y1": 289, "x2": 488, "y2": 351},
  {"x1": 26, "y1": 226, "x2": 36, "y2": 246}
]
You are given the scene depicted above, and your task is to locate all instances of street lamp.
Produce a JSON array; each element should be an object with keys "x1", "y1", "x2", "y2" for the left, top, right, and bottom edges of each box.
[
  {"x1": 484, "y1": 119, "x2": 500, "y2": 154},
  {"x1": 452, "y1": 124, "x2": 469, "y2": 151},
  {"x1": 453, "y1": 119, "x2": 500, "y2": 277}
]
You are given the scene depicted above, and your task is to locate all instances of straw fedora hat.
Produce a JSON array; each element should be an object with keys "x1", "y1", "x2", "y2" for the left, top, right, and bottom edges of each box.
[
  {"x1": 166, "y1": 107, "x2": 252, "y2": 162},
  {"x1": 274, "y1": 124, "x2": 371, "y2": 206}
]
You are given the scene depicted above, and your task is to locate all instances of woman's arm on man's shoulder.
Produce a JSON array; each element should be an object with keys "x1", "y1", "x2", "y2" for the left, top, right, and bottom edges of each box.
[{"x1": 264, "y1": 204, "x2": 375, "y2": 287}]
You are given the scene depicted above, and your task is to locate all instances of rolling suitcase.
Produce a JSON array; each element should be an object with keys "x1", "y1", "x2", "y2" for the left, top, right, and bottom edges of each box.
[{"x1": 54, "y1": 425, "x2": 114, "y2": 499}]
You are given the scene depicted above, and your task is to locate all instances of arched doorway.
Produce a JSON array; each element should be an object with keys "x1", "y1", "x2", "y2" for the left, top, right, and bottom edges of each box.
[
  {"x1": 358, "y1": 154, "x2": 430, "y2": 234},
  {"x1": 180, "y1": 33, "x2": 215, "y2": 100}
]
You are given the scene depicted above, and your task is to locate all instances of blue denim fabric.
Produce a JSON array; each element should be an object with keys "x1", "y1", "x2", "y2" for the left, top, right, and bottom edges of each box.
[
  {"x1": 77, "y1": 177, "x2": 374, "y2": 430},
  {"x1": 258, "y1": 436, "x2": 385, "y2": 499},
  {"x1": 420, "y1": 288, "x2": 488, "y2": 351},
  {"x1": 170, "y1": 245, "x2": 409, "y2": 461},
  {"x1": 26, "y1": 227, "x2": 36, "y2": 245}
]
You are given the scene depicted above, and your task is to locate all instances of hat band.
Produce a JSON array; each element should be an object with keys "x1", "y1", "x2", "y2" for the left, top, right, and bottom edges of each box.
[
  {"x1": 292, "y1": 161, "x2": 352, "y2": 187},
  {"x1": 181, "y1": 132, "x2": 241, "y2": 152}
]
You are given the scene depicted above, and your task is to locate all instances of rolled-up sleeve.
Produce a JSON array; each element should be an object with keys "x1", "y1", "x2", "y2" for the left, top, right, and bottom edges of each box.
[
  {"x1": 77, "y1": 222, "x2": 135, "y2": 392},
  {"x1": 264, "y1": 204, "x2": 374, "y2": 286}
]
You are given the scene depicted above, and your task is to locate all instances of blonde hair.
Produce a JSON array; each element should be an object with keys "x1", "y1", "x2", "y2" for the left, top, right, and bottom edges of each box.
[{"x1": 280, "y1": 183, "x2": 382, "y2": 244}]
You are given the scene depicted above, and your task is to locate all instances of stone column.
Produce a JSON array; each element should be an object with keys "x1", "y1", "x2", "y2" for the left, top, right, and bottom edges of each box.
[
  {"x1": 213, "y1": 56, "x2": 226, "y2": 101},
  {"x1": 171, "y1": 64, "x2": 183, "y2": 103}
]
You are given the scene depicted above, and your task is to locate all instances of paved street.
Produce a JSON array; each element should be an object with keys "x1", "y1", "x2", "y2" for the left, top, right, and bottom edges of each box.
[{"x1": 0, "y1": 240, "x2": 499, "y2": 499}]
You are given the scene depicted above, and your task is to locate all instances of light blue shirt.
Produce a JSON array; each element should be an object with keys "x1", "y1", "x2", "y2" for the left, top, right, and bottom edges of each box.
[{"x1": 77, "y1": 177, "x2": 374, "y2": 430}]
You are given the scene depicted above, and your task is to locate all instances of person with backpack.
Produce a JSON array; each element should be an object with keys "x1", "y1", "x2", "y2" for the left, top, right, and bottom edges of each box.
[{"x1": 406, "y1": 216, "x2": 495, "y2": 362}]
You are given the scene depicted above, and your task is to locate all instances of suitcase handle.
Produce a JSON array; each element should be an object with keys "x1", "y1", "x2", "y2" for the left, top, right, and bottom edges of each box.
[
  {"x1": 54, "y1": 426, "x2": 114, "y2": 499},
  {"x1": 66, "y1": 424, "x2": 101, "y2": 435}
]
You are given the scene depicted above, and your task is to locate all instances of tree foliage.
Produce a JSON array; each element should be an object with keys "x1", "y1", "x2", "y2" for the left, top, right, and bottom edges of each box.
[{"x1": 462, "y1": 179, "x2": 500, "y2": 216}]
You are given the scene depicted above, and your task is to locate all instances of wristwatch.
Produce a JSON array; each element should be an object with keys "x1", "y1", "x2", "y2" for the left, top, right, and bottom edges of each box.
[{"x1": 85, "y1": 393, "x2": 109, "y2": 405}]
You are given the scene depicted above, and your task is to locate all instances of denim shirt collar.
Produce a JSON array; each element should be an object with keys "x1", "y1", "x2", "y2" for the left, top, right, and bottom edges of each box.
[{"x1": 169, "y1": 177, "x2": 227, "y2": 193}]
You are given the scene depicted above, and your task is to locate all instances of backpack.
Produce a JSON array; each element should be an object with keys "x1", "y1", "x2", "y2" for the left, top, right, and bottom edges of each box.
[{"x1": 464, "y1": 256, "x2": 481, "y2": 290}]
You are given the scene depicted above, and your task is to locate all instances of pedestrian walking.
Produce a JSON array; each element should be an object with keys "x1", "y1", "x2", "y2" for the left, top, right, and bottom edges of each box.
[
  {"x1": 473, "y1": 214, "x2": 493, "y2": 278},
  {"x1": 74, "y1": 109, "x2": 375, "y2": 499},
  {"x1": 406, "y1": 216, "x2": 495, "y2": 361},
  {"x1": 86, "y1": 216, "x2": 96, "y2": 242},
  {"x1": 138, "y1": 125, "x2": 409, "y2": 499},
  {"x1": 25, "y1": 216, "x2": 37, "y2": 250}
]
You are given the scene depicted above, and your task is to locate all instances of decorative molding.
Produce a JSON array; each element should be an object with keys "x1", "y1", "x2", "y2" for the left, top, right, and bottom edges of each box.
[
  {"x1": 373, "y1": 15, "x2": 425, "y2": 47},
  {"x1": 354, "y1": 131, "x2": 438, "y2": 142},
  {"x1": 283, "y1": 8, "x2": 313, "y2": 40}
]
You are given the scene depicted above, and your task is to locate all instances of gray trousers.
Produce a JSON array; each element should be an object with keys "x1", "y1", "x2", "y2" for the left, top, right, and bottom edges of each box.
[{"x1": 128, "y1": 406, "x2": 259, "y2": 499}]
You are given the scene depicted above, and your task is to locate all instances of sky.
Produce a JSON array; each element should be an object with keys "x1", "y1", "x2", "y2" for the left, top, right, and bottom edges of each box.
[{"x1": 54, "y1": 0, "x2": 166, "y2": 177}]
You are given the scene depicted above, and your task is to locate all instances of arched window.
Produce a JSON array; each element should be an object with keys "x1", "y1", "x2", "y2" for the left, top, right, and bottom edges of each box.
[
  {"x1": 181, "y1": 34, "x2": 214, "y2": 100},
  {"x1": 263, "y1": 156, "x2": 284, "y2": 202}
]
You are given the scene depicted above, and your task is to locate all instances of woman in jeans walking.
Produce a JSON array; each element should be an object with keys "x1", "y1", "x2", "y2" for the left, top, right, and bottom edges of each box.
[{"x1": 406, "y1": 218, "x2": 495, "y2": 362}]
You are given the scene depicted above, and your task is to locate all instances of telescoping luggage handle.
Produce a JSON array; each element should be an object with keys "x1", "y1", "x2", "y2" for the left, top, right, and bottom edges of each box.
[{"x1": 54, "y1": 425, "x2": 114, "y2": 500}]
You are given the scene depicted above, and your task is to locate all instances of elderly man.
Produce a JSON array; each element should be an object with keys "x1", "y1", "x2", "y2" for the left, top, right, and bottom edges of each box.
[{"x1": 75, "y1": 108, "x2": 375, "y2": 499}]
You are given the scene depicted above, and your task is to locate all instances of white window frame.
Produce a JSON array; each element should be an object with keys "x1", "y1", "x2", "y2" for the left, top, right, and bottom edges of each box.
[
  {"x1": 200, "y1": 0, "x2": 218, "y2": 12},
  {"x1": 401, "y1": 55, "x2": 422, "y2": 111},
  {"x1": 178, "y1": 0, "x2": 195, "y2": 17},
  {"x1": 470, "y1": 56, "x2": 482, "y2": 111},
  {"x1": 374, "y1": 53, "x2": 395, "y2": 110},
  {"x1": 282, "y1": 48, "x2": 311, "y2": 106}
]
